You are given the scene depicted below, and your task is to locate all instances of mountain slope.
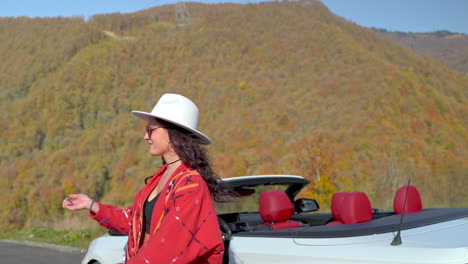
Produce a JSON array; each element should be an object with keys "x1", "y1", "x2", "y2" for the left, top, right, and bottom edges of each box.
[
  {"x1": 375, "y1": 29, "x2": 468, "y2": 74},
  {"x1": 0, "y1": 0, "x2": 466, "y2": 231}
]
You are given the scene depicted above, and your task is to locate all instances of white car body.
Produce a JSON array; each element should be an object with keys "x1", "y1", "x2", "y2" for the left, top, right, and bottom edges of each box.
[
  {"x1": 81, "y1": 233, "x2": 126, "y2": 264},
  {"x1": 81, "y1": 175, "x2": 468, "y2": 264},
  {"x1": 229, "y1": 218, "x2": 468, "y2": 264}
]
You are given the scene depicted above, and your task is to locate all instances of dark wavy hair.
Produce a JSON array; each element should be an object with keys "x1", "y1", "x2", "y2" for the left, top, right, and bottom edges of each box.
[{"x1": 146, "y1": 119, "x2": 227, "y2": 202}]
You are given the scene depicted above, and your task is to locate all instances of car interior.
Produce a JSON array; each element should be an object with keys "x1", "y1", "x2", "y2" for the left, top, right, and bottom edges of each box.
[{"x1": 217, "y1": 184, "x2": 424, "y2": 235}]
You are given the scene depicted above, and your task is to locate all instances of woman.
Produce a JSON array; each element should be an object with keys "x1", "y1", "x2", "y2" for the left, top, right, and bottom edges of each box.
[{"x1": 63, "y1": 93, "x2": 225, "y2": 263}]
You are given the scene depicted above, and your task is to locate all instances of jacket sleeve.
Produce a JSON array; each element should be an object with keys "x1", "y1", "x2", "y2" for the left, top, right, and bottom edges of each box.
[
  {"x1": 89, "y1": 202, "x2": 134, "y2": 235},
  {"x1": 126, "y1": 175, "x2": 224, "y2": 264},
  {"x1": 89, "y1": 189, "x2": 144, "y2": 235}
]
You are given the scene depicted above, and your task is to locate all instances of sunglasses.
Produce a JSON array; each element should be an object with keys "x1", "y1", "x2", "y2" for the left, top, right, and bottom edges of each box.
[{"x1": 146, "y1": 125, "x2": 162, "y2": 138}]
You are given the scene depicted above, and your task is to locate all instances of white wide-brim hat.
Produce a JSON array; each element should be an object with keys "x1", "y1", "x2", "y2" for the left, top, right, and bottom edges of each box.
[{"x1": 132, "y1": 93, "x2": 212, "y2": 145}]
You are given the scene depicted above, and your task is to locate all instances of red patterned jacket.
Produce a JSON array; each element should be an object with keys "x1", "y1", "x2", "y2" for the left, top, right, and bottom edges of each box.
[{"x1": 90, "y1": 163, "x2": 224, "y2": 263}]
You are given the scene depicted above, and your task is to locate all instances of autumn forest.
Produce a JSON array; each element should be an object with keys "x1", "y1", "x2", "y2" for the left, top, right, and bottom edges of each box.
[{"x1": 0, "y1": 0, "x2": 466, "y2": 233}]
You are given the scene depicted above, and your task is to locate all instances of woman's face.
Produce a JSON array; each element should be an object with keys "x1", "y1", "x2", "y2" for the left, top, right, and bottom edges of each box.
[{"x1": 145, "y1": 120, "x2": 172, "y2": 157}]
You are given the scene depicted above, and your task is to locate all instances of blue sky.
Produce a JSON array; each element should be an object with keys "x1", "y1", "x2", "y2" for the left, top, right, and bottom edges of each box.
[{"x1": 1, "y1": 0, "x2": 467, "y2": 34}]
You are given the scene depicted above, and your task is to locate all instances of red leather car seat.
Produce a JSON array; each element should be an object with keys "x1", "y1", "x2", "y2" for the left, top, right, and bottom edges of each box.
[
  {"x1": 393, "y1": 185, "x2": 423, "y2": 215},
  {"x1": 328, "y1": 192, "x2": 373, "y2": 225},
  {"x1": 340, "y1": 192, "x2": 373, "y2": 224},
  {"x1": 258, "y1": 190, "x2": 302, "y2": 230},
  {"x1": 327, "y1": 192, "x2": 348, "y2": 225}
]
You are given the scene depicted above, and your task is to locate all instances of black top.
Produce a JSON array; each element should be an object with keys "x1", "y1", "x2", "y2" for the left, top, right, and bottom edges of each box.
[{"x1": 144, "y1": 192, "x2": 161, "y2": 234}]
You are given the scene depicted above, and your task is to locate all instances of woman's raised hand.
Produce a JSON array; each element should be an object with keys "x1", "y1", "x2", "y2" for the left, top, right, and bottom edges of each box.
[{"x1": 62, "y1": 194, "x2": 93, "y2": 211}]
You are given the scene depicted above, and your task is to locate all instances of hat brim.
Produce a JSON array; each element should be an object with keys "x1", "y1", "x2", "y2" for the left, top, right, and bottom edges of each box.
[{"x1": 131, "y1": 111, "x2": 212, "y2": 145}]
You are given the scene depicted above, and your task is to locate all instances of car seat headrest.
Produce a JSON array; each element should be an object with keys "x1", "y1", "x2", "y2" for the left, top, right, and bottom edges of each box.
[
  {"x1": 259, "y1": 190, "x2": 294, "y2": 223},
  {"x1": 330, "y1": 192, "x2": 348, "y2": 221},
  {"x1": 393, "y1": 185, "x2": 423, "y2": 215},
  {"x1": 340, "y1": 192, "x2": 373, "y2": 224}
]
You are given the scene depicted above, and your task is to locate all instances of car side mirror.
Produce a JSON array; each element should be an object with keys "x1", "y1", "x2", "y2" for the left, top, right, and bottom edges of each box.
[{"x1": 294, "y1": 198, "x2": 320, "y2": 213}]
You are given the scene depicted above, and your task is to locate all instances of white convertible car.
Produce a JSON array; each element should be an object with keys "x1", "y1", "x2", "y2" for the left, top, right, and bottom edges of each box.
[{"x1": 82, "y1": 175, "x2": 468, "y2": 264}]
